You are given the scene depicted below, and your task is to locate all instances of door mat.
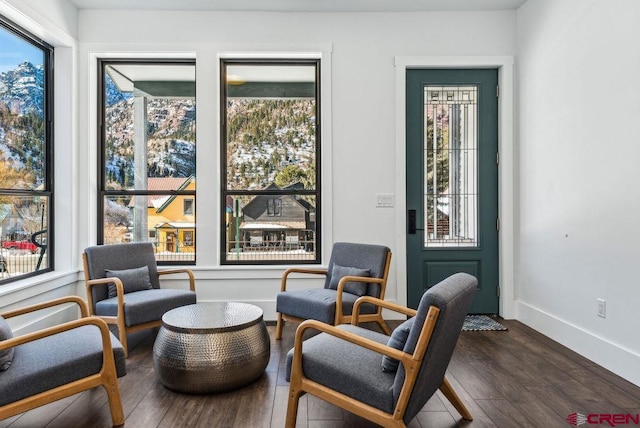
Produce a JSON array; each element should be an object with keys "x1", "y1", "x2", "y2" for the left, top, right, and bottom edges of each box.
[{"x1": 462, "y1": 315, "x2": 507, "y2": 331}]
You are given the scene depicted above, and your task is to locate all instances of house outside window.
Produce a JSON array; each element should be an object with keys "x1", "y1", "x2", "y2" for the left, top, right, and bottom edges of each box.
[
  {"x1": 98, "y1": 59, "x2": 196, "y2": 264},
  {"x1": 0, "y1": 16, "x2": 53, "y2": 283},
  {"x1": 221, "y1": 59, "x2": 320, "y2": 264}
]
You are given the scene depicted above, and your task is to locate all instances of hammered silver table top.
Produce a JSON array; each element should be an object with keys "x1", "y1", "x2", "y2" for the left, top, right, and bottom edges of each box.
[{"x1": 162, "y1": 302, "x2": 264, "y2": 334}]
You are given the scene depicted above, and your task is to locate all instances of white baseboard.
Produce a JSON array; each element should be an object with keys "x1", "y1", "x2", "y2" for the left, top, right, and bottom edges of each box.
[{"x1": 517, "y1": 302, "x2": 640, "y2": 387}]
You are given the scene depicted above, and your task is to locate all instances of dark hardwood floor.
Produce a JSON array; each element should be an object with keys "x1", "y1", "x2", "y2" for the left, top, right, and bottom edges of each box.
[{"x1": 2, "y1": 319, "x2": 639, "y2": 427}]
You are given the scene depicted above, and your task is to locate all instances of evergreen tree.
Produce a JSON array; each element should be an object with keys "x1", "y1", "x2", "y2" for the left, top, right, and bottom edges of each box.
[{"x1": 275, "y1": 165, "x2": 307, "y2": 188}]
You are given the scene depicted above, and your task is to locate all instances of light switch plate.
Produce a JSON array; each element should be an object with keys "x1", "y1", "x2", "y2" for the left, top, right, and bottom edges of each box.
[{"x1": 375, "y1": 193, "x2": 394, "y2": 208}]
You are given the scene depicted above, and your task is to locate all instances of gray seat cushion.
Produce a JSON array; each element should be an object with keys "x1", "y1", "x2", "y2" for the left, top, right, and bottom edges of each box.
[
  {"x1": 286, "y1": 324, "x2": 396, "y2": 414},
  {"x1": 95, "y1": 288, "x2": 196, "y2": 326},
  {"x1": 0, "y1": 324, "x2": 126, "y2": 406},
  {"x1": 276, "y1": 289, "x2": 377, "y2": 325}
]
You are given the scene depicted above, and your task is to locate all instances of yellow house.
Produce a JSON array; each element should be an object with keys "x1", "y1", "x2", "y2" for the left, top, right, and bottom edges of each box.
[{"x1": 145, "y1": 176, "x2": 195, "y2": 253}]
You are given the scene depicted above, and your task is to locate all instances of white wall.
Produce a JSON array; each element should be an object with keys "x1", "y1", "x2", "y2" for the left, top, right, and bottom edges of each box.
[
  {"x1": 1, "y1": 0, "x2": 77, "y2": 41},
  {"x1": 517, "y1": 0, "x2": 640, "y2": 386},
  {"x1": 76, "y1": 9, "x2": 516, "y2": 320},
  {"x1": 0, "y1": 0, "x2": 80, "y2": 331}
]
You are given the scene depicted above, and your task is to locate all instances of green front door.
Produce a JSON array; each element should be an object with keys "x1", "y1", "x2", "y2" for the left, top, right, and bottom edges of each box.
[{"x1": 406, "y1": 68, "x2": 499, "y2": 313}]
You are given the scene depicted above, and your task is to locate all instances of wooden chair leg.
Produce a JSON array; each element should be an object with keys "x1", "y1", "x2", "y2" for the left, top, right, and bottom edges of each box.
[
  {"x1": 276, "y1": 313, "x2": 284, "y2": 340},
  {"x1": 103, "y1": 377, "x2": 125, "y2": 426},
  {"x1": 439, "y1": 376, "x2": 473, "y2": 421},
  {"x1": 118, "y1": 328, "x2": 129, "y2": 358},
  {"x1": 376, "y1": 317, "x2": 392, "y2": 335},
  {"x1": 285, "y1": 386, "x2": 303, "y2": 428}
]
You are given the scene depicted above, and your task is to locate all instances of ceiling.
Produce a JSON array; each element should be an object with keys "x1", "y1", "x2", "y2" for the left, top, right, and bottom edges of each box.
[{"x1": 68, "y1": 0, "x2": 527, "y2": 13}]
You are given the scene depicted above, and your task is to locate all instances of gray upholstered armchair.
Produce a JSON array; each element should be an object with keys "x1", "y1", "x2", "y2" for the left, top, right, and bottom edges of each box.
[
  {"x1": 82, "y1": 242, "x2": 196, "y2": 356},
  {"x1": 275, "y1": 242, "x2": 392, "y2": 340},
  {"x1": 285, "y1": 272, "x2": 477, "y2": 427},
  {"x1": 0, "y1": 296, "x2": 126, "y2": 427}
]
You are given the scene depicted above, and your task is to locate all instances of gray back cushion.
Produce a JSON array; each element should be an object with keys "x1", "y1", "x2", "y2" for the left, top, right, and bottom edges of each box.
[
  {"x1": 381, "y1": 317, "x2": 414, "y2": 373},
  {"x1": 328, "y1": 264, "x2": 371, "y2": 296},
  {"x1": 84, "y1": 243, "x2": 160, "y2": 305},
  {"x1": 324, "y1": 242, "x2": 390, "y2": 298},
  {"x1": 0, "y1": 315, "x2": 14, "y2": 371},
  {"x1": 393, "y1": 272, "x2": 476, "y2": 424},
  {"x1": 105, "y1": 265, "x2": 153, "y2": 298}
]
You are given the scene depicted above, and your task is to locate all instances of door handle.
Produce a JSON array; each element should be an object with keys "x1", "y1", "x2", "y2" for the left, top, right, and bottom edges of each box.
[{"x1": 408, "y1": 209, "x2": 417, "y2": 234}]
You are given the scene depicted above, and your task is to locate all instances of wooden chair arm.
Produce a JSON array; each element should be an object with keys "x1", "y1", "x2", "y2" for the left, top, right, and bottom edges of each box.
[
  {"x1": 280, "y1": 267, "x2": 328, "y2": 292},
  {"x1": 351, "y1": 296, "x2": 417, "y2": 325},
  {"x1": 1, "y1": 296, "x2": 89, "y2": 319},
  {"x1": 85, "y1": 277, "x2": 125, "y2": 317},
  {"x1": 0, "y1": 316, "x2": 116, "y2": 363},
  {"x1": 158, "y1": 268, "x2": 196, "y2": 291},
  {"x1": 340, "y1": 276, "x2": 385, "y2": 285},
  {"x1": 334, "y1": 275, "x2": 385, "y2": 323},
  {"x1": 293, "y1": 319, "x2": 411, "y2": 365}
]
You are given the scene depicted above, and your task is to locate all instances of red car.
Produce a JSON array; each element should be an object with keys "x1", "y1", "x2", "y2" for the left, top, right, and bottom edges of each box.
[{"x1": 2, "y1": 240, "x2": 39, "y2": 254}]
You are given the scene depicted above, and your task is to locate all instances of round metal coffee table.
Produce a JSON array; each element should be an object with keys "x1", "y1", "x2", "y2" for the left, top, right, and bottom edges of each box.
[{"x1": 153, "y1": 302, "x2": 270, "y2": 394}]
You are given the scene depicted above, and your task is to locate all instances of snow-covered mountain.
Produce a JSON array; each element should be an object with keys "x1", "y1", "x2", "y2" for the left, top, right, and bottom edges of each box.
[
  {"x1": 104, "y1": 92, "x2": 196, "y2": 189},
  {"x1": 0, "y1": 62, "x2": 315, "y2": 193},
  {"x1": 225, "y1": 99, "x2": 316, "y2": 190},
  {"x1": 0, "y1": 61, "x2": 45, "y2": 117},
  {"x1": 0, "y1": 61, "x2": 46, "y2": 188}
]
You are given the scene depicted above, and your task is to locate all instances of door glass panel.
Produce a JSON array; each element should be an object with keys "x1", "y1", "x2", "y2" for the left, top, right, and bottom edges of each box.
[{"x1": 423, "y1": 86, "x2": 478, "y2": 248}]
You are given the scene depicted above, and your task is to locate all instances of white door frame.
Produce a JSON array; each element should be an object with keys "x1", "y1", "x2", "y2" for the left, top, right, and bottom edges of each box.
[{"x1": 394, "y1": 56, "x2": 516, "y2": 318}]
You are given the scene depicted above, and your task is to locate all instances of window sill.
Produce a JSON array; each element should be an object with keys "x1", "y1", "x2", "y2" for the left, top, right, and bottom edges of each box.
[
  {"x1": 185, "y1": 264, "x2": 327, "y2": 281},
  {"x1": 0, "y1": 270, "x2": 81, "y2": 306}
]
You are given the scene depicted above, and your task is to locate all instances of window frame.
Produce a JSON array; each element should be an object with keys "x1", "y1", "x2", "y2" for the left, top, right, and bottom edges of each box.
[
  {"x1": 274, "y1": 199, "x2": 282, "y2": 216},
  {"x1": 96, "y1": 58, "x2": 196, "y2": 265},
  {"x1": 220, "y1": 58, "x2": 322, "y2": 265},
  {"x1": 183, "y1": 230, "x2": 194, "y2": 246},
  {"x1": 184, "y1": 198, "x2": 194, "y2": 216},
  {"x1": 0, "y1": 15, "x2": 54, "y2": 284}
]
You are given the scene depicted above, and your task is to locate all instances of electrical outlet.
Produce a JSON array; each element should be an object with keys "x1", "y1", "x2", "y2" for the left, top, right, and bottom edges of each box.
[{"x1": 597, "y1": 298, "x2": 606, "y2": 318}]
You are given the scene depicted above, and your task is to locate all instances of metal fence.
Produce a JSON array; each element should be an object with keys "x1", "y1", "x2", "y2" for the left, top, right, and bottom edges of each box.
[
  {"x1": 0, "y1": 236, "x2": 317, "y2": 274},
  {"x1": 153, "y1": 239, "x2": 195, "y2": 263},
  {"x1": 0, "y1": 250, "x2": 48, "y2": 280},
  {"x1": 225, "y1": 236, "x2": 316, "y2": 262},
  {"x1": 153, "y1": 237, "x2": 317, "y2": 263}
]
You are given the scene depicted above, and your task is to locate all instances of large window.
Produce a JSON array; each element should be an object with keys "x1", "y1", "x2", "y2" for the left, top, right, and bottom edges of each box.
[
  {"x1": 0, "y1": 17, "x2": 53, "y2": 283},
  {"x1": 98, "y1": 60, "x2": 196, "y2": 264},
  {"x1": 221, "y1": 59, "x2": 320, "y2": 264}
]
